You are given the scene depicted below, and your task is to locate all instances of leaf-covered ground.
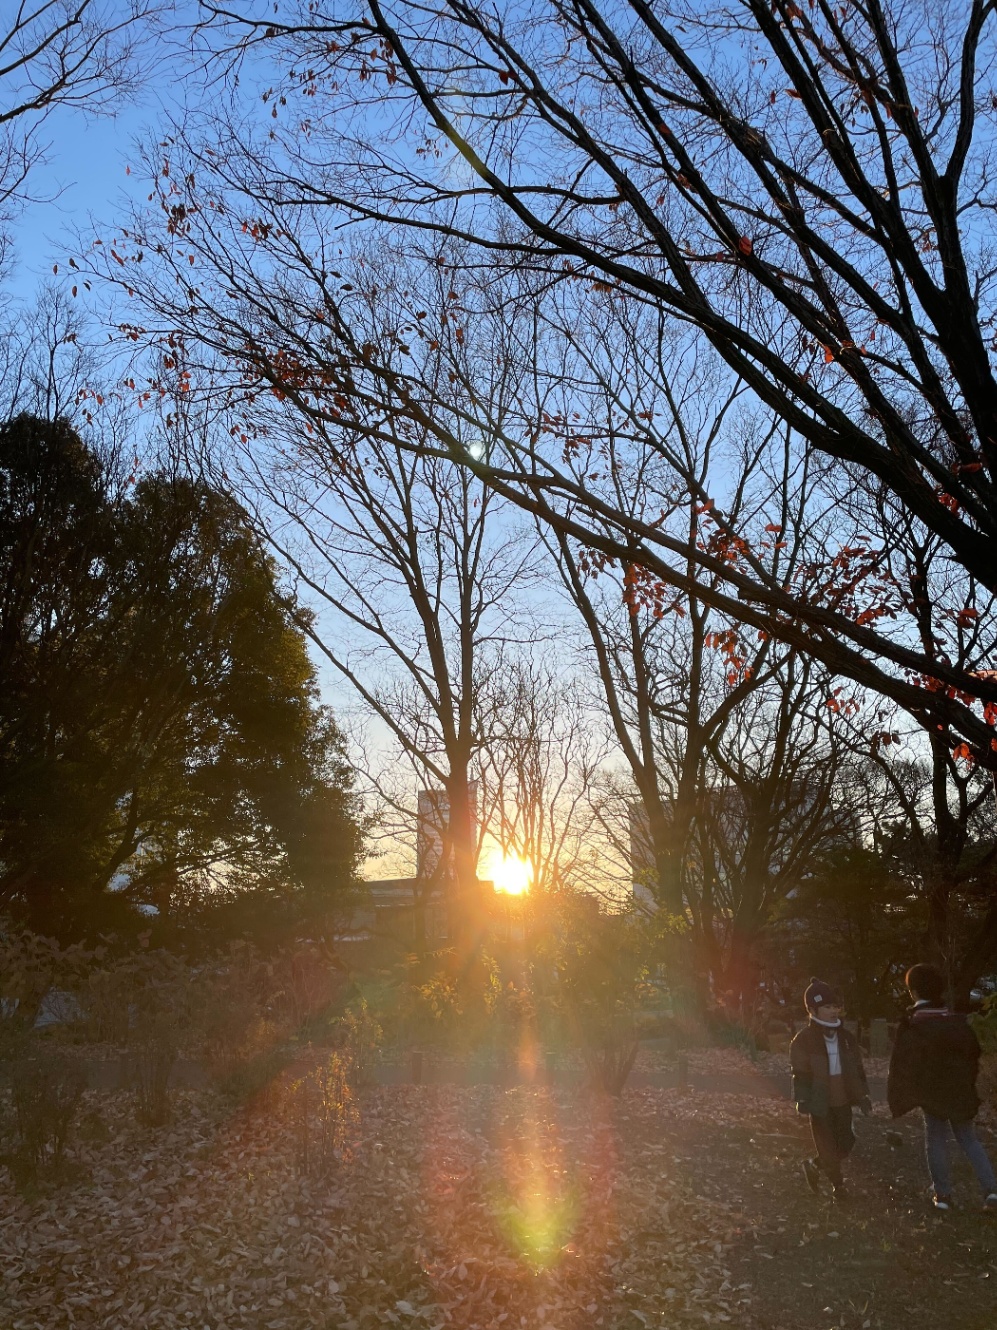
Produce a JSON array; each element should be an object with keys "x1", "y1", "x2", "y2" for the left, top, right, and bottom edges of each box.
[{"x1": 3, "y1": 1075, "x2": 996, "y2": 1330}]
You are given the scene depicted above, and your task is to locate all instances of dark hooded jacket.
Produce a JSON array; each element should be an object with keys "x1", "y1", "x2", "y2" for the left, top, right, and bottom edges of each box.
[
  {"x1": 888, "y1": 1005, "x2": 981, "y2": 1122},
  {"x1": 790, "y1": 1021, "x2": 869, "y2": 1117}
]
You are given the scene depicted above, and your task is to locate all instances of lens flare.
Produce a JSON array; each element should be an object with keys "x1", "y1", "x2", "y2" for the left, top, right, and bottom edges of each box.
[
  {"x1": 420, "y1": 1078, "x2": 620, "y2": 1316},
  {"x1": 489, "y1": 1088, "x2": 579, "y2": 1270},
  {"x1": 491, "y1": 1158, "x2": 580, "y2": 1269}
]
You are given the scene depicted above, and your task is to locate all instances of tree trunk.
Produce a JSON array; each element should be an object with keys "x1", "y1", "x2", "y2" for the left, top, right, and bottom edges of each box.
[
  {"x1": 444, "y1": 774, "x2": 481, "y2": 984},
  {"x1": 923, "y1": 865, "x2": 956, "y2": 999}
]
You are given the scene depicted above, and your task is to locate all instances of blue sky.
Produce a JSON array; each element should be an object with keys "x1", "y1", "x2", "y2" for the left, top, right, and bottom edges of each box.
[
  {"x1": 12, "y1": 108, "x2": 139, "y2": 286},
  {"x1": 7, "y1": 3, "x2": 196, "y2": 303}
]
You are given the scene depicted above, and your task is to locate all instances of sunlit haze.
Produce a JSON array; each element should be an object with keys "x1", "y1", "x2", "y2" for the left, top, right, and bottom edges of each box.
[{"x1": 491, "y1": 854, "x2": 532, "y2": 896}]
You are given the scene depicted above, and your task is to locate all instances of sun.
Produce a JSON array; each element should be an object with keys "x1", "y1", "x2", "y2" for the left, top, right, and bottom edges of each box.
[{"x1": 492, "y1": 854, "x2": 532, "y2": 896}]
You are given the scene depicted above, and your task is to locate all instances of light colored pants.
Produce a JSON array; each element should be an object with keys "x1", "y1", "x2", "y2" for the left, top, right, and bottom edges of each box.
[{"x1": 923, "y1": 1112, "x2": 997, "y2": 1198}]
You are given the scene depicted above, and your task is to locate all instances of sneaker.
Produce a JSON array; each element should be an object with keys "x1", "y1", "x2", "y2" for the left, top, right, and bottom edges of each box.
[
  {"x1": 802, "y1": 1157, "x2": 821, "y2": 1195},
  {"x1": 984, "y1": 1193, "x2": 997, "y2": 1212},
  {"x1": 932, "y1": 1193, "x2": 952, "y2": 1212}
]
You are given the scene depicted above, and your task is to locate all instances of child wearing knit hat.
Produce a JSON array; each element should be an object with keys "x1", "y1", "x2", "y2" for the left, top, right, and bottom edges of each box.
[{"x1": 790, "y1": 978, "x2": 872, "y2": 1202}]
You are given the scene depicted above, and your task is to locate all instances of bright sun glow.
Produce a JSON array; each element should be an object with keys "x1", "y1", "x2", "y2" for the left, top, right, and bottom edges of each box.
[{"x1": 492, "y1": 854, "x2": 532, "y2": 896}]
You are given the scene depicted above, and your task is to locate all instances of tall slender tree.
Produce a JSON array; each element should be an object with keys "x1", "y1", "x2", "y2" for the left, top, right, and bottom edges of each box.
[{"x1": 210, "y1": 289, "x2": 543, "y2": 957}]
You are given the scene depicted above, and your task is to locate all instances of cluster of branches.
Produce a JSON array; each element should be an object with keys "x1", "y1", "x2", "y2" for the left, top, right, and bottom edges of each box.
[
  {"x1": 166, "y1": 310, "x2": 990, "y2": 1001},
  {"x1": 91, "y1": 0, "x2": 997, "y2": 761},
  {"x1": 0, "y1": 0, "x2": 167, "y2": 271}
]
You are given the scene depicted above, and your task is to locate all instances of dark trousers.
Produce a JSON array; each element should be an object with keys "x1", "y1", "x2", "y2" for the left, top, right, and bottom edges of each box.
[{"x1": 810, "y1": 1106, "x2": 855, "y2": 1186}]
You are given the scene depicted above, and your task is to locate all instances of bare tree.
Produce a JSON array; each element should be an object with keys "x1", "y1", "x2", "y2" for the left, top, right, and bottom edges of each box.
[
  {"x1": 215, "y1": 329, "x2": 543, "y2": 957},
  {"x1": 815, "y1": 438, "x2": 997, "y2": 992},
  {"x1": 134, "y1": 0, "x2": 997, "y2": 765},
  {"x1": 839, "y1": 700, "x2": 997, "y2": 1001},
  {"x1": 556, "y1": 533, "x2": 852, "y2": 998},
  {"x1": 691, "y1": 649, "x2": 853, "y2": 1001},
  {"x1": 506, "y1": 319, "x2": 850, "y2": 997},
  {"x1": 477, "y1": 653, "x2": 613, "y2": 900},
  {"x1": 0, "y1": 0, "x2": 166, "y2": 263}
]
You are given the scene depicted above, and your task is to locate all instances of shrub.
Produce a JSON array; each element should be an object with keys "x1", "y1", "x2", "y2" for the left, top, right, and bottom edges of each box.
[
  {"x1": 400, "y1": 968, "x2": 463, "y2": 1048},
  {"x1": 217, "y1": 1045, "x2": 292, "y2": 1109},
  {"x1": 189, "y1": 944, "x2": 279, "y2": 1076},
  {"x1": 0, "y1": 928, "x2": 89, "y2": 1034},
  {"x1": 131, "y1": 1006, "x2": 180, "y2": 1126},
  {"x1": 483, "y1": 964, "x2": 536, "y2": 1065},
  {"x1": 978, "y1": 1054, "x2": 997, "y2": 1113},
  {"x1": 973, "y1": 997, "x2": 997, "y2": 1112},
  {"x1": 85, "y1": 961, "x2": 136, "y2": 1045},
  {"x1": 707, "y1": 1011, "x2": 761, "y2": 1059},
  {"x1": 0, "y1": 1044, "x2": 86, "y2": 1188},
  {"x1": 337, "y1": 997, "x2": 382, "y2": 1088},
  {"x1": 95, "y1": 946, "x2": 190, "y2": 1125},
  {"x1": 972, "y1": 995, "x2": 997, "y2": 1054},
  {"x1": 549, "y1": 897, "x2": 656, "y2": 1095},
  {"x1": 268, "y1": 942, "x2": 345, "y2": 1036},
  {"x1": 285, "y1": 1052, "x2": 359, "y2": 1179}
]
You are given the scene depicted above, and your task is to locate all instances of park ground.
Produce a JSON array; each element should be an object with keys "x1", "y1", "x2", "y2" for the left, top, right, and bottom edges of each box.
[{"x1": 2, "y1": 1050, "x2": 996, "y2": 1330}]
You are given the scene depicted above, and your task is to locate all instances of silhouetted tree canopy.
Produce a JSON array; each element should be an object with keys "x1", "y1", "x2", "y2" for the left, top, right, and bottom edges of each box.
[{"x1": 0, "y1": 413, "x2": 363, "y2": 942}]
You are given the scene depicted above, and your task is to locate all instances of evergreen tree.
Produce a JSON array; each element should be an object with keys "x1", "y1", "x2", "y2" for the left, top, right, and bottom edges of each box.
[{"x1": 0, "y1": 414, "x2": 363, "y2": 941}]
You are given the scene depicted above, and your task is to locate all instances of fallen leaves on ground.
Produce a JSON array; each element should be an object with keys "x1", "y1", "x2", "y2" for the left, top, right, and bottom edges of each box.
[
  {"x1": 4, "y1": 1080, "x2": 995, "y2": 1330},
  {"x1": 1, "y1": 1085, "x2": 757, "y2": 1330}
]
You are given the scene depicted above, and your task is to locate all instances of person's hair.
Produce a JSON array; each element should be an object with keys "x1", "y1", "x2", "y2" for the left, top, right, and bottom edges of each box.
[{"x1": 905, "y1": 963, "x2": 945, "y2": 1005}]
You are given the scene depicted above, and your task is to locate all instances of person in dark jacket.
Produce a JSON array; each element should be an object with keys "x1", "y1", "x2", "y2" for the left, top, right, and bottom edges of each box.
[
  {"x1": 888, "y1": 962, "x2": 997, "y2": 1213},
  {"x1": 790, "y1": 978, "x2": 871, "y2": 1201}
]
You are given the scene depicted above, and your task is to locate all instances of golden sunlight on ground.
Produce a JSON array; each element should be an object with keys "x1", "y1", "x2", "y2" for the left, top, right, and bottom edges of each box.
[{"x1": 491, "y1": 854, "x2": 532, "y2": 895}]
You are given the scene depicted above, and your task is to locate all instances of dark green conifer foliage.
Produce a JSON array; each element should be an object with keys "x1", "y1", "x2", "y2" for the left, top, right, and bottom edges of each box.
[{"x1": 0, "y1": 414, "x2": 362, "y2": 942}]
